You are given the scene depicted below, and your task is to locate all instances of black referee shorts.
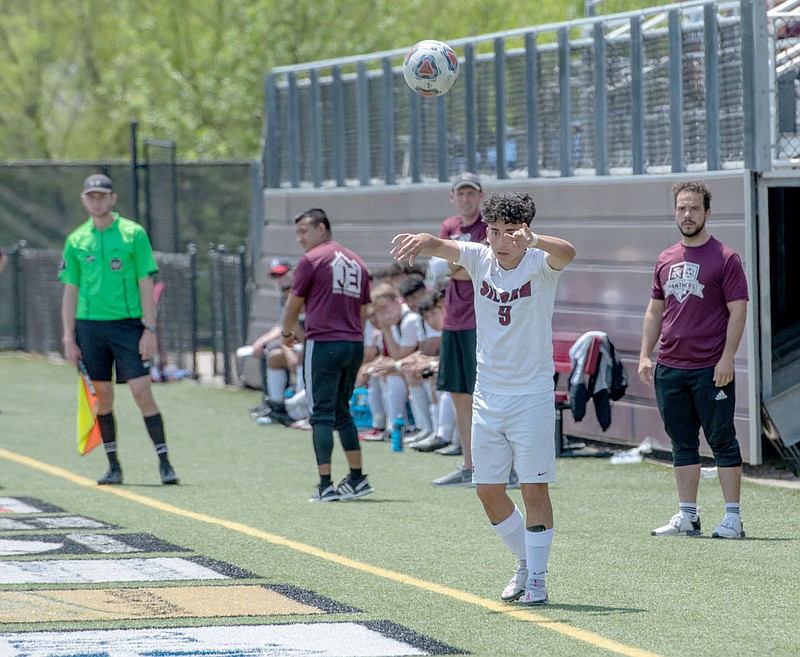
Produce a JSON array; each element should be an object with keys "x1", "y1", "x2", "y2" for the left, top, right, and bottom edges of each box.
[{"x1": 76, "y1": 319, "x2": 151, "y2": 383}]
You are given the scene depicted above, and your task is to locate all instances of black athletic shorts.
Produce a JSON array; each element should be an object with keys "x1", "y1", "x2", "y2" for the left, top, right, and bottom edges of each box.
[
  {"x1": 654, "y1": 363, "x2": 741, "y2": 467},
  {"x1": 76, "y1": 319, "x2": 150, "y2": 383},
  {"x1": 437, "y1": 329, "x2": 477, "y2": 395}
]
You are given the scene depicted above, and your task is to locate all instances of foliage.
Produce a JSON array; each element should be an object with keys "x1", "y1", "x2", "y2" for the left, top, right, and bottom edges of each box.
[{"x1": 0, "y1": 0, "x2": 665, "y2": 161}]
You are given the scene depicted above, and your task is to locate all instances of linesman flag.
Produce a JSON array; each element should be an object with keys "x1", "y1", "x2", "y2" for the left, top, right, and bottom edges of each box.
[{"x1": 77, "y1": 360, "x2": 102, "y2": 455}]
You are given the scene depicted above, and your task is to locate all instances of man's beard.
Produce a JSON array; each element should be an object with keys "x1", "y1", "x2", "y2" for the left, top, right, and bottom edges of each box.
[{"x1": 679, "y1": 221, "x2": 705, "y2": 238}]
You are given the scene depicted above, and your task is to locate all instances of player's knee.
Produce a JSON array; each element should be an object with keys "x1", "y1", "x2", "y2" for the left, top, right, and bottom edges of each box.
[
  {"x1": 672, "y1": 443, "x2": 700, "y2": 467},
  {"x1": 708, "y1": 433, "x2": 742, "y2": 467}
]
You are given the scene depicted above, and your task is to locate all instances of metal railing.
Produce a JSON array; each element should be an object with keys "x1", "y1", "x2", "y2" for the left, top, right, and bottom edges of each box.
[
  {"x1": 263, "y1": 0, "x2": 777, "y2": 188},
  {"x1": 770, "y1": 0, "x2": 800, "y2": 163}
]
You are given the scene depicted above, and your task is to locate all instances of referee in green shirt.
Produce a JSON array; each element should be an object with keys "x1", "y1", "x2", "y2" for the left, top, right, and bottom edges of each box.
[{"x1": 60, "y1": 174, "x2": 179, "y2": 485}]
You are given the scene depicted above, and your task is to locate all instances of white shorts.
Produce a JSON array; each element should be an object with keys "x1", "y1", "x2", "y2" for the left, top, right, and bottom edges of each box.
[{"x1": 471, "y1": 388, "x2": 556, "y2": 485}]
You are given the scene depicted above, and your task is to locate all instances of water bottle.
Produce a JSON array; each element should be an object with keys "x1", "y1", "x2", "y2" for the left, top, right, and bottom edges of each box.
[{"x1": 391, "y1": 415, "x2": 405, "y2": 452}]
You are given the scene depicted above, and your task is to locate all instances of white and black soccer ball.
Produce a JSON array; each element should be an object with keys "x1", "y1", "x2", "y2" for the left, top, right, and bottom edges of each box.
[{"x1": 402, "y1": 40, "x2": 459, "y2": 97}]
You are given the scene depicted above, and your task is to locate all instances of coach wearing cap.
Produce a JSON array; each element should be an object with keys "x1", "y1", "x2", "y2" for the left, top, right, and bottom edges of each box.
[{"x1": 59, "y1": 173, "x2": 179, "y2": 486}]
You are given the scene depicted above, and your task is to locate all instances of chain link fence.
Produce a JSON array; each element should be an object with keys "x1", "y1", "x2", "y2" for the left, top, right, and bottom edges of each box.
[
  {"x1": 770, "y1": 0, "x2": 800, "y2": 162},
  {"x1": 208, "y1": 244, "x2": 249, "y2": 386},
  {"x1": 0, "y1": 242, "x2": 247, "y2": 386}
]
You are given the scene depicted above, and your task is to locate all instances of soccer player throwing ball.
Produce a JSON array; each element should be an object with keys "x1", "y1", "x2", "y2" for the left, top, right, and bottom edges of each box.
[{"x1": 391, "y1": 192, "x2": 575, "y2": 605}]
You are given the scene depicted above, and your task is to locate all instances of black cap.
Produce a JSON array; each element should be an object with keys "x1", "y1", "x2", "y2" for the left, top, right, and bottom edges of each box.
[
  {"x1": 451, "y1": 171, "x2": 482, "y2": 192},
  {"x1": 82, "y1": 174, "x2": 114, "y2": 194}
]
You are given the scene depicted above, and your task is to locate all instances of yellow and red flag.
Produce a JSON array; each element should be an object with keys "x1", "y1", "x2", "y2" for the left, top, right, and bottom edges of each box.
[{"x1": 77, "y1": 361, "x2": 101, "y2": 455}]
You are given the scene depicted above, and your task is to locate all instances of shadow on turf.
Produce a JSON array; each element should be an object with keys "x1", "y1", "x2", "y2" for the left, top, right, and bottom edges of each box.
[{"x1": 494, "y1": 602, "x2": 647, "y2": 616}]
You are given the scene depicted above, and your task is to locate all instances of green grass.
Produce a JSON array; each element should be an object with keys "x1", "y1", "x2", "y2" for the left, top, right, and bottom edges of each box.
[{"x1": 1, "y1": 352, "x2": 798, "y2": 656}]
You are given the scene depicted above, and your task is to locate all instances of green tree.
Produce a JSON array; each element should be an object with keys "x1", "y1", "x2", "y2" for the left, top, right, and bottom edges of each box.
[{"x1": 0, "y1": 0, "x2": 666, "y2": 161}]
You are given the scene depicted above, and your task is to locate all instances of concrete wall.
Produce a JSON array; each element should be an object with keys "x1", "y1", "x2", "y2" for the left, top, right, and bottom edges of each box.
[{"x1": 248, "y1": 170, "x2": 759, "y2": 462}]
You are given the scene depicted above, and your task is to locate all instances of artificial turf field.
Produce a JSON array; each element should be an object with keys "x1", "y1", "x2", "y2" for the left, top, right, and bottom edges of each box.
[{"x1": 0, "y1": 352, "x2": 798, "y2": 657}]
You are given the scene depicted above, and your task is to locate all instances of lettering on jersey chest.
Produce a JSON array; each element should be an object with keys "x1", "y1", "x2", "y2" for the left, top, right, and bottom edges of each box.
[{"x1": 479, "y1": 279, "x2": 531, "y2": 304}]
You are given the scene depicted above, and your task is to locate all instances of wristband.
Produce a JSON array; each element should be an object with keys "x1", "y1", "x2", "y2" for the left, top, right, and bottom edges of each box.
[
  {"x1": 528, "y1": 232, "x2": 539, "y2": 248},
  {"x1": 142, "y1": 322, "x2": 157, "y2": 333},
  {"x1": 281, "y1": 330, "x2": 293, "y2": 338}
]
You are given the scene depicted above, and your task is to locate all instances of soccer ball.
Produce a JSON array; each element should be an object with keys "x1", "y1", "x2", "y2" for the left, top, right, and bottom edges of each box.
[{"x1": 402, "y1": 40, "x2": 459, "y2": 97}]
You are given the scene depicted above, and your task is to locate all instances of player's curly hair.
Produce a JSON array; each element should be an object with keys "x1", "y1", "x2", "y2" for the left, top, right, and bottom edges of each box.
[
  {"x1": 480, "y1": 192, "x2": 536, "y2": 226},
  {"x1": 672, "y1": 180, "x2": 712, "y2": 211}
]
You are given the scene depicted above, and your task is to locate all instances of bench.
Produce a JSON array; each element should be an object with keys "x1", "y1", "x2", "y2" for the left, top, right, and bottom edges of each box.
[{"x1": 552, "y1": 332, "x2": 604, "y2": 457}]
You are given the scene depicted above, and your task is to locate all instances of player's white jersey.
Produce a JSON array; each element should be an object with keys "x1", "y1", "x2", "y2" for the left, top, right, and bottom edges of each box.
[{"x1": 456, "y1": 241, "x2": 561, "y2": 395}]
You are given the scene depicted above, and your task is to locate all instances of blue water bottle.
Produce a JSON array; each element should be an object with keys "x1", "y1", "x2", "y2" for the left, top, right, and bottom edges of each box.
[{"x1": 391, "y1": 415, "x2": 405, "y2": 452}]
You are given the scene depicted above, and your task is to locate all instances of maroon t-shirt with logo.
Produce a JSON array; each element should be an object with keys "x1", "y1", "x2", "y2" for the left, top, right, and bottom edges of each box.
[
  {"x1": 439, "y1": 214, "x2": 487, "y2": 331},
  {"x1": 651, "y1": 236, "x2": 748, "y2": 369},
  {"x1": 291, "y1": 240, "x2": 370, "y2": 342}
]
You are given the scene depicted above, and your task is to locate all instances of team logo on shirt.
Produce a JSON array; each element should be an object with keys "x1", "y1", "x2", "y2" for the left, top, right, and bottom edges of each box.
[
  {"x1": 330, "y1": 251, "x2": 363, "y2": 298},
  {"x1": 664, "y1": 261, "x2": 704, "y2": 303}
]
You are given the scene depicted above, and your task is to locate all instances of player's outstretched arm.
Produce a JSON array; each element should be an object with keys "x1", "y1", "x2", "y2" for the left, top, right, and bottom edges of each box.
[{"x1": 390, "y1": 233, "x2": 460, "y2": 267}]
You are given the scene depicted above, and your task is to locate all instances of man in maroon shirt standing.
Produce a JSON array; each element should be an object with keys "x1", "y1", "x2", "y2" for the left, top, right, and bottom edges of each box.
[
  {"x1": 281, "y1": 208, "x2": 373, "y2": 502},
  {"x1": 639, "y1": 180, "x2": 749, "y2": 539},
  {"x1": 431, "y1": 172, "x2": 488, "y2": 486}
]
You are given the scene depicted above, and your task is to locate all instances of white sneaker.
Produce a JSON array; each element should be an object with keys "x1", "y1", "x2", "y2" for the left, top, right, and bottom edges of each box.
[
  {"x1": 403, "y1": 429, "x2": 430, "y2": 445},
  {"x1": 519, "y1": 578, "x2": 548, "y2": 605},
  {"x1": 361, "y1": 429, "x2": 389, "y2": 442},
  {"x1": 651, "y1": 513, "x2": 702, "y2": 537},
  {"x1": 711, "y1": 513, "x2": 745, "y2": 539},
  {"x1": 501, "y1": 565, "x2": 528, "y2": 601}
]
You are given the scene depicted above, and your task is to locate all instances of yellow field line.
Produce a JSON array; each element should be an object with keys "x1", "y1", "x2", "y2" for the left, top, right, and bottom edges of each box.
[{"x1": 0, "y1": 448, "x2": 661, "y2": 657}]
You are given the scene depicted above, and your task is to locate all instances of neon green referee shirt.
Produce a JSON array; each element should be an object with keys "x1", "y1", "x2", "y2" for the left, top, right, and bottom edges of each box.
[{"x1": 59, "y1": 213, "x2": 158, "y2": 320}]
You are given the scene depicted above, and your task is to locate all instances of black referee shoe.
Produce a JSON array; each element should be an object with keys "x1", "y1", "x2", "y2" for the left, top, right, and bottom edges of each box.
[
  {"x1": 97, "y1": 464, "x2": 123, "y2": 485},
  {"x1": 159, "y1": 460, "x2": 180, "y2": 485}
]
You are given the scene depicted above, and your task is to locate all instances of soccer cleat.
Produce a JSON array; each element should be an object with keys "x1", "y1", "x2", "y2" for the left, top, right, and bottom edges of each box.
[
  {"x1": 97, "y1": 464, "x2": 123, "y2": 485},
  {"x1": 519, "y1": 579, "x2": 548, "y2": 605},
  {"x1": 411, "y1": 434, "x2": 449, "y2": 452},
  {"x1": 432, "y1": 464, "x2": 474, "y2": 487},
  {"x1": 309, "y1": 483, "x2": 340, "y2": 502},
  {"x1": 265, "y1": 407, "x2": 295, "y2": 427},
  {"x1": 159, "y1": 460, "x2": 180, "y2": 485},
  {"x1": 651, "y1": 513, "x2": 702, "y2": 537},
  {"x1": 435, "y1": 443, "x2": 462, "y2": 456},
  {"x1": 250, "y1": 399, "x2": 271, "y2": 418},
  {"x1": 507, "y1": 468, "x2": 520, "y2": 489},
  {"x1": 336, "y1": 474, "x2": 375, "y2": 500},
  {"x1": 501, "y1": 565, "x2": 528, "y2": 601},
  {"x1": 403, "y1": 429, "x2": 430, "y2": 445},
  {"x1": 711, "y1": 513, "x2": 745, "y2": 539},
  {"x1": 361, "y1": 428, "x2": 389, "y2": 442}
]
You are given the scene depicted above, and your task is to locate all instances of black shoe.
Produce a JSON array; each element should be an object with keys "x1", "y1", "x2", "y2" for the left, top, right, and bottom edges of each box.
[
  {"x1": 160, "y1": 460, "x2": 180, "y2": 485},
  {"x1": 98, "y1": 464, "x2": 123, "y2": 485},
  {"x1": 268, "y1": 408, "x2": 295, "y2": 427}
]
